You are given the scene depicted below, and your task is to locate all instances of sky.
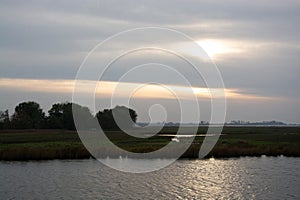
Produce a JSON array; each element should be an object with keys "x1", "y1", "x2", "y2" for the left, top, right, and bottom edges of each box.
[{"x1": 0, "y1": 0, "x2": 299, "y2": 123}]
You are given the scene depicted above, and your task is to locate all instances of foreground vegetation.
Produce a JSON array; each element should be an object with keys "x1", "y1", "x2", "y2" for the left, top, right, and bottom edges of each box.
[{"x1": 0, "y1": 126, "x2": 299, "y2": 160}]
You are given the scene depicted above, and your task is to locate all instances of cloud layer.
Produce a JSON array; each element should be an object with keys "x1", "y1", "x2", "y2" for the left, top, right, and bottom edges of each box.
[{"x1": 0, "y1": 0, "x2": 299, "y2": 123}]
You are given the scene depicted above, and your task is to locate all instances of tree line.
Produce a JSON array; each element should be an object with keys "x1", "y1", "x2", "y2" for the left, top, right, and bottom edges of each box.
[{"x1": 0, "y1": 101, "x2": 137, "y2": 130}]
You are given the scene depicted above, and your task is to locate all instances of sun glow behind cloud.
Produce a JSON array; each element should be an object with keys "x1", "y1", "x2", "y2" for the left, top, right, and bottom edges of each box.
[
  {"x1": 0, "y1": 78, "x2": 270, "y2": 100},
  {"x1": 174, "y1": 39, "x2": 244, "y2": 60},
  {"x1": 197, "y1": 39, "x2": 243, "y2": 59}
]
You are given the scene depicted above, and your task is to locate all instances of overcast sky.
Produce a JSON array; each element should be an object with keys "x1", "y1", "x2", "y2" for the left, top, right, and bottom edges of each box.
[{"x1": 0, "y1": 0, "x2": 299, "y2": 123}]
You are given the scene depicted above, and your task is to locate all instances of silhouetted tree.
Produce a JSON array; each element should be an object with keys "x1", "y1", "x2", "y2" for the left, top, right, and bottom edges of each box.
[
  {"x1": 3, "y1": 101, "x2": 137, "y2": 130},
  {"x1": 96, "y1": 106, "x2": 137, "y2": 130},
  {"x1": 48, "y1": 102, "x2": 93, "y2": 130},
  {"x1": 11, "y1": 101, "x2": 45, "y2": 129},
  {"x1": 0, "y1": 110, "x2": 10, "y2": 129},
  {"x1": 47, "y1": 103, "x2": 64, "y2": 129},
  {"x1": 96, "y1": 108, "x2": 114, "y2": 130}
]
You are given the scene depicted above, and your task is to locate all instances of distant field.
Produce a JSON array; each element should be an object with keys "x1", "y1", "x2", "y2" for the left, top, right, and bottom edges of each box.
[{"x1": 0, "y1": 126, "x2": 300, "y2": 160}]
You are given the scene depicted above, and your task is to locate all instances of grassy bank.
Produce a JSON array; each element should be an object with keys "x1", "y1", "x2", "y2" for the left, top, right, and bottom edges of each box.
[{"x1": 0, "y1": 127, "x2": 300, "y2": 160}]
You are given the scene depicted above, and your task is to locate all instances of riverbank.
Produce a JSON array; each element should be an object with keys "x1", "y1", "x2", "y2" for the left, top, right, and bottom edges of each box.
[{"x1": 0, "y1": 127, "x2": 299, "y2": 160}]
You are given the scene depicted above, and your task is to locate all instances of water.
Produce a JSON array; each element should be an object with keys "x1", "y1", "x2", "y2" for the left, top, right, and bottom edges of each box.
[{"x1": 1, "y1": 157, "x2": 299, "y2": 199}]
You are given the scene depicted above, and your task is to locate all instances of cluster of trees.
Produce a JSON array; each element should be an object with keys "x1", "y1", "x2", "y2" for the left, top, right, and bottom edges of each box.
[
  {"x1": 0, "y1": 110, "x2": 9, "y2": 129},
  {"x1": 96, "y1": 106, "x2": 137, "y2": 130},
  {"x1": 226, "y1": 120, "x2": 286, "y2": 125},
  {"x1": 0, "y1": 101, "x2": 137, "y2": 130}
]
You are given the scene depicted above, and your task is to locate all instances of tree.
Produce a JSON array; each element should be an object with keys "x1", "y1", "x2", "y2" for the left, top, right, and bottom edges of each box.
[
  {"x1": 96, "y1": 106, "x2": 137, "y2": 130},
  {"x1": 48, "y1": 102, "x2": 93, "y2": 130},
  {"x1": 96, "y1": 108, "x2": 115, "y2": 130},
  {"x1": 11, "y1": 101, "x2": 45, "y2": 129},
  {"x1": 47, "y1": 103, "x2": 64, "y2": 129},
  {"x1": 0, "y1": 110, "x2": 10, "y2": 129}
]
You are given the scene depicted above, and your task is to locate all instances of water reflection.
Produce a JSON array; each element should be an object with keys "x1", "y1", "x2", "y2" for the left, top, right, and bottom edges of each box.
[{"x1": 0, "y1": 157, "x2": 299, "y2": 199}]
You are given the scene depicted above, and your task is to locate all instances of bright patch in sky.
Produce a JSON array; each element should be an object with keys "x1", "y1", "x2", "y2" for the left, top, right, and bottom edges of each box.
[{"x1": 197, "y1": 39, "x2": 243, "y2": 59}]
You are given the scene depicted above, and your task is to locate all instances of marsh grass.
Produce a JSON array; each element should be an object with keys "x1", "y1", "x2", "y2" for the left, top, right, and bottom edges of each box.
[{"x1": 0, "y1": 127, "x2": 299, "y2": 160}]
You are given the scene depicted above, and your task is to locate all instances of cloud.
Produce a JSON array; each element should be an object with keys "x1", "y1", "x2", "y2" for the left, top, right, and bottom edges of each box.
[
  {"x1": 0, "y1": 78, "x2": 273, "y2": 100},
  {"x1": 0, "y1": 0, "x2": 299, "y2": 122}
]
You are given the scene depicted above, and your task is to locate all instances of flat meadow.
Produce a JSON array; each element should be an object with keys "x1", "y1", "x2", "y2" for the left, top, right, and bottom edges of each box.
[{"x1": 0, "y1": 126, "x2": 299, "y2": 160}]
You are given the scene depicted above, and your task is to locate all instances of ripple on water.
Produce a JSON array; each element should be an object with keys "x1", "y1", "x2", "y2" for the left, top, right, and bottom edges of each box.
[{"x1": 0, "y1": 157, "x2": 299, "y2": 199}]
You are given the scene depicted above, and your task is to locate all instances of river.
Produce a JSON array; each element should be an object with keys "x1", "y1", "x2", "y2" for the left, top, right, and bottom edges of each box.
[{"x1": 1, "y1": 157, "x2": 299, "y2": 199}]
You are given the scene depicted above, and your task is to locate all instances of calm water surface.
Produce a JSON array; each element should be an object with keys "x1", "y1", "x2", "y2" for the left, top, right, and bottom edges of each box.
[{"x1": 1, "y1": 157, "x2": 299, "y2": 199}]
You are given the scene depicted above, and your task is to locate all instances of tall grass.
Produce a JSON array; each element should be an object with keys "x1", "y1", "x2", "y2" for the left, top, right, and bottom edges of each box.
[{"x1": 0, "y1": 127, "x2": 299, "y2": 160}]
